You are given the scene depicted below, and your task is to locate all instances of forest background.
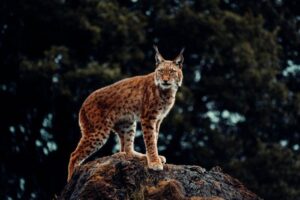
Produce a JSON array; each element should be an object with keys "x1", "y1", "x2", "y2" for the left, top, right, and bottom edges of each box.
[{"x1": 1, "y1": 0, "x2": 300, "y2": 199}]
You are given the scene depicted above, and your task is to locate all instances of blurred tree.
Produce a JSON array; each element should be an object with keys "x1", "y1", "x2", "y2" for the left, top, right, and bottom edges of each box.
[{"x1": 0, "y1": 0, "x2": 299, "y2": 199}]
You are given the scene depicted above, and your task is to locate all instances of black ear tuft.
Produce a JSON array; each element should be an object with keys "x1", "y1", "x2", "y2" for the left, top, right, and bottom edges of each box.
[
  {"x1": 174, "y1": 47, "x2": 185, "y2": 67},
  {"x1": 153, "y1": 45, "x2": 159, "y2": 53},
  {"x1": 179, "y1": 47, "x2": 185, "y2": 55},
  {"x1": 153, "y1": 45, "x2": 165, "y2": 65}
]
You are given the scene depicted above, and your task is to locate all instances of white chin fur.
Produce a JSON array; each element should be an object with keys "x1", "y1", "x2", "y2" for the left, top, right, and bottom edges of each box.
[
  {"x1": 159, "y1": 84, "x2": 172, "y2": 89},
  {"x1": 158, "y1": 82, "x2": 178, "y2": 90}
]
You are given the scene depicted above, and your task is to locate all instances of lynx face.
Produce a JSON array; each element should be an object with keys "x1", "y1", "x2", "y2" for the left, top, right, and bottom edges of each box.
[
  {"x1": 154, "y1": 61, "x2": 183, "y2": 90},
  {"x1": 153, "y1": 46, "x2": 184, "y2": 90}
]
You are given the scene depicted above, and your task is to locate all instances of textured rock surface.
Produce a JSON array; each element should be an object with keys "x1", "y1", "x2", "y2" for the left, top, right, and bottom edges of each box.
[{"x1": 60, "y1": 153, "x2": 262, "y2": 200}]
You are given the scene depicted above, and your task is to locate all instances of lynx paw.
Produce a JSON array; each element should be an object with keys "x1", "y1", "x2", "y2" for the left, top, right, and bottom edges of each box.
[
  {"x1": 159, "y1": 155, "x2": 166, "y2": 164},
  {"x1": 148, "y1": 161, "x2": 163, "y2": 171}
]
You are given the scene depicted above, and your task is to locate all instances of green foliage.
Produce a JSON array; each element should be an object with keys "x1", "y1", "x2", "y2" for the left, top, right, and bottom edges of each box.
[
  {"x1": 1, "y1": 0, "x2": 300, "y2": 199},
  {"x1": 230, "y1": 141, "x2": 300, "y2": 199}
]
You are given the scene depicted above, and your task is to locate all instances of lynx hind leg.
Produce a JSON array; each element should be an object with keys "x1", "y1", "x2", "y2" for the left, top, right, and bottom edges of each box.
[
  {"x1": 68, "y1": 129, "x2": 110, "y2": 181},
  {"x1": 114, "y1": 121, "x2": 145, "y2": 159}
]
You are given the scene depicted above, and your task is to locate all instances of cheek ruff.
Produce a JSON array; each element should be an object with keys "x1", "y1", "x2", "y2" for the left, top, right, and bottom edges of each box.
[
  {"x1": 177, "y1": 79, "x2": 182, "y2": 87},
  {"x1": 154, "y1": 74, "x2": 159, "y2": 86}
]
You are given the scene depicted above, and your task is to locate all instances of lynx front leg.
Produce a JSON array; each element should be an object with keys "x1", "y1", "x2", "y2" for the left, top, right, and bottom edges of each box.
[
  {"x1": 115, "y1": 122, "x2": 145, "y2": 158},
  {"x1": 117, "y1": 132, "x2": 125, "y2": 152},
  {"x1": 141, "y1": 118, "x2": 163, "y2": 170},
  {"x1": 155, "y1": 120, "x2": 166, "y2": 164}
]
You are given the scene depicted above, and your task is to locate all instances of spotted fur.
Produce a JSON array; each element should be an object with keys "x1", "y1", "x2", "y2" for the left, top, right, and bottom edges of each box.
[{"x1": 68, "y1": 46, "x2": 184, "y2": 181}]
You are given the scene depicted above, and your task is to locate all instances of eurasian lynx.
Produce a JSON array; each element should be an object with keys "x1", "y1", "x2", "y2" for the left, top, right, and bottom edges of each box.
[{"x1": 68, "y1": 46, "x2": 184, "y2": 181}]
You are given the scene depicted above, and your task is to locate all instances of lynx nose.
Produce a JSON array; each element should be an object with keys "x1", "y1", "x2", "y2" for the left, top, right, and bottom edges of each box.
[{"x1": 162, "y1": 80, "x2": 170, "y2": 85}]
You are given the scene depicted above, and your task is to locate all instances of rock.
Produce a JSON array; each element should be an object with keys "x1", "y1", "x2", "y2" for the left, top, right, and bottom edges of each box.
[{"x1": 59, "y1": 153, "x2": 262, "y2": 200}]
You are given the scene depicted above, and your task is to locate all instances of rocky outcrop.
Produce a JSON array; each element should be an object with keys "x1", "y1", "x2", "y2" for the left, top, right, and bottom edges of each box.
[{"x1": 60, "y1": 153, "x2": 262, "y2": 200}]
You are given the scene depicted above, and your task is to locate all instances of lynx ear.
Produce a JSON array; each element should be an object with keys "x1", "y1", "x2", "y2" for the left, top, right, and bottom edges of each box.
[
  {"x1": 174, "y1": 48, "x2": 185, "y2": 67},
  {"x1": 153, "y1": 45, "x2": 165, "y2": 65}
]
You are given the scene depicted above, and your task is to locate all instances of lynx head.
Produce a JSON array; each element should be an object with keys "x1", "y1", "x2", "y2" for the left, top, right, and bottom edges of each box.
[{"x1": 153, "y1": 45, "x2": 184, "y2": 90}]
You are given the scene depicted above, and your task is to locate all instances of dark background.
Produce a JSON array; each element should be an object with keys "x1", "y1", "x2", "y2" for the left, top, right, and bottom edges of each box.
[{"x1": 1, "y1": 0, "x2": 300, "y2": 199}]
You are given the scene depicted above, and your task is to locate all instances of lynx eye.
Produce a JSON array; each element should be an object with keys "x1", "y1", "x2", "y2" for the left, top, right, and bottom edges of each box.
[
  {"x1": 170, "y1": 68, "x2": 176, "y2": 73},
  {"x1": 174, "y1": 61, "x2": 180, "y2": 66}
]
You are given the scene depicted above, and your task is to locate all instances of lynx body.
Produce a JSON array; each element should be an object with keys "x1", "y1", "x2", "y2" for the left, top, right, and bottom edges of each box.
[{"x1": 68, "y1": 46, "x2": 184, "y2": 181}]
